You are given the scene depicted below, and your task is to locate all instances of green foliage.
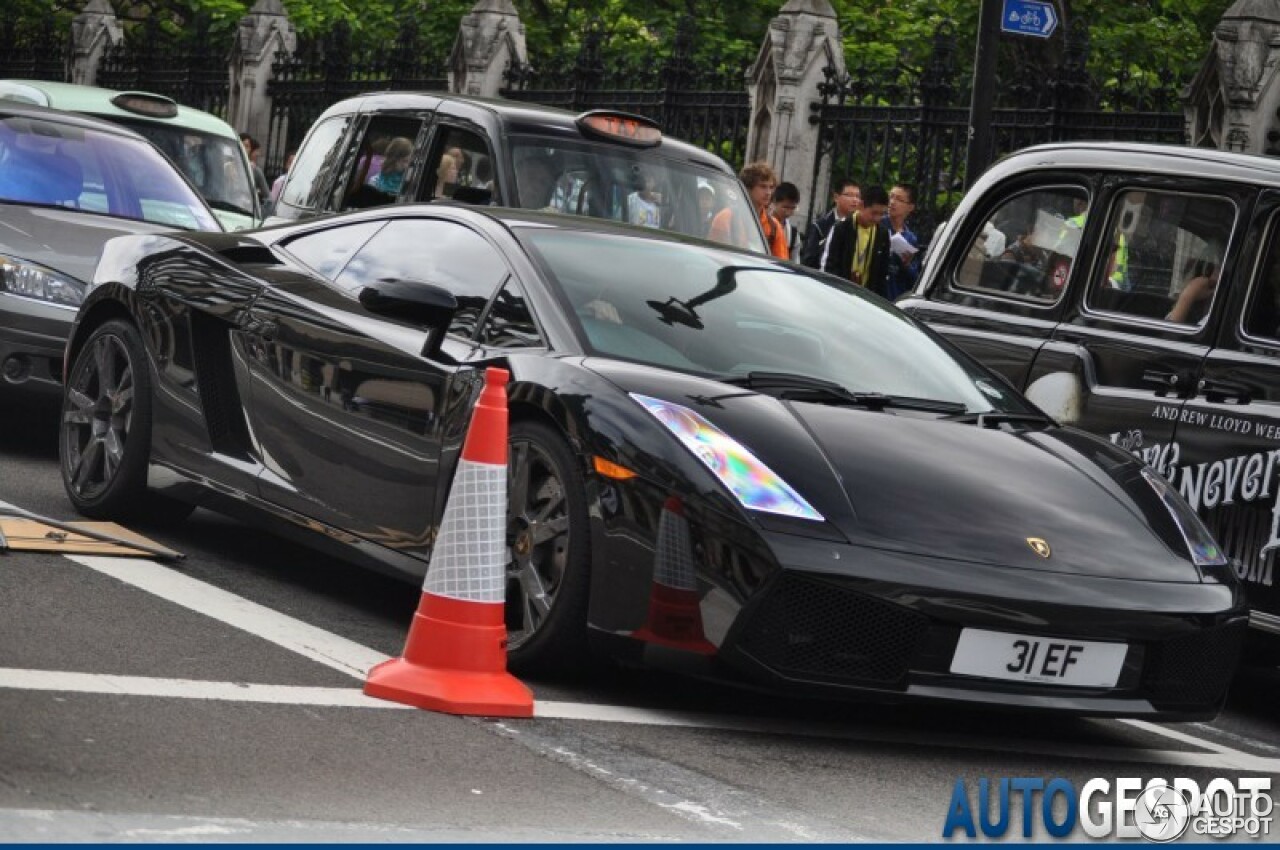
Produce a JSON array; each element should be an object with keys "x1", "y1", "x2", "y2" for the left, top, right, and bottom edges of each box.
[{"x1": 6, "y1": 0, "x2": 1236, "y2": 84}]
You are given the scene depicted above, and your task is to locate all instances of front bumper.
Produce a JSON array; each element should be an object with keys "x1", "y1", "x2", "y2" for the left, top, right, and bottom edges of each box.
[
  {"x1": 719, "y1": 559, "x2": 1246, "y2": 721},
  {"x1": 0, "y1": 291, "x2": 73, "y2": 398}
]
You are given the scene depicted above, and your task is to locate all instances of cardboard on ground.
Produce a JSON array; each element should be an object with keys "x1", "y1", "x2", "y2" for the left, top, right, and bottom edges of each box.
[{"x1": 0, "y1": 519, "x2": 180, "y2": 559}]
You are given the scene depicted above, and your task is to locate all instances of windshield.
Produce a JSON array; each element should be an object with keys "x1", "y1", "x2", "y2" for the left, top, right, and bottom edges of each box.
[
  {"x1": 510, "y1": 135, "x2": 768, "y2": 255},
  {"x1": 520, "y1": 229, "x2": 1030, "y2": 414},
  {"x1": 109, "y1": 119, "x2": 256, "y2": 218},
  {"x1": 0, "y1": 114, "x2": 219, "y2": 231}
]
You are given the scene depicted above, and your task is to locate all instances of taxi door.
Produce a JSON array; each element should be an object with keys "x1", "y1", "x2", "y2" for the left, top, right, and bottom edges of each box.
[
  {"x1": 903, "y1": 178, "x2": 1090, "y2": 391},
  {"x1": 1034, "y1": 178, "x2": 1251, "y2": 473},
  {"x1": 1174, "y1": 193, "x2": 1280, "y2": 630}
]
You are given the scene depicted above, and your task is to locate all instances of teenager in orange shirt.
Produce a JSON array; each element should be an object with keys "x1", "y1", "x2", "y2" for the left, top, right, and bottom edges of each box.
[{"x1": 709, "y1": 160, "x2": 790, "y2": 260}]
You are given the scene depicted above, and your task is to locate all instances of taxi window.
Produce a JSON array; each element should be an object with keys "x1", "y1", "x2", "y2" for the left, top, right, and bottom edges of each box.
[
  {"x1": 1086, "y1": 190, "x2": 1233, "y2": 327},
  {"x1": 421, "y1": 126, "x2": 495, "y2": 203},
  {"x1": 337, "y1": 218, "x2": 508, "y2": 339},
  {"x1": 281, "y1": 116, "x2": 350, "y2": 210},
  {"x1": 1244, "y1": 214, "x2": 1280, "y2": 343},
  {"x1": 339, "y1": 115, "x2": 425, "y2": 211},
  {"x1": 952, "y1": 186, "x2": 1087, "y2": 303},
  {"x1": 509, "y1": 135, "x2": 768, "y2": 254}
]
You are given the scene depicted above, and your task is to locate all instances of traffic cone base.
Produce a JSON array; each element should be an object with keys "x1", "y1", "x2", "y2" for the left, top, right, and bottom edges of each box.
[
  {"x1": 365, "y1": 658, "x2": 533, "y2": 717},
  {"x1": 364, "y1": 593, "x2": 534, "y2": 717}
]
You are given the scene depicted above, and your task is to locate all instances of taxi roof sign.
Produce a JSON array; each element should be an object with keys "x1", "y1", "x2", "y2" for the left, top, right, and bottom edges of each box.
[
  {"x1": 110, "y1": 91, "x2": 179, "y2": 119},
  {"x1": 576, "y1": 110, "x2": 662, "y2": 148}
]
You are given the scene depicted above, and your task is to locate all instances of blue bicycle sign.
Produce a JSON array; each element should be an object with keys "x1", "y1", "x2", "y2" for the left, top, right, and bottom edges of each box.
[{"x1": 1001, "y1": 0, "x2": 1058, "y2": 39}]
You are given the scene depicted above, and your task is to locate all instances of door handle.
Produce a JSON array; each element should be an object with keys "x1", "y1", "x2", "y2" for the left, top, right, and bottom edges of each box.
[
  {"x1": 1197, "y1": 377, "x2": 1251, "y2": 404},
  {"x1": 1142, "y1": 368, "x2": 1193, "y2": 398}
]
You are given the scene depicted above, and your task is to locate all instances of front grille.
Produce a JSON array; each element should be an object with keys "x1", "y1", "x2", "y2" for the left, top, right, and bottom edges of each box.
[
  {"x1": 1143, "y1": 620, "x2": 1246, "y2": 708},
  {"x1": 737, "y1": 573, "x2": 929, "y2": 687}
]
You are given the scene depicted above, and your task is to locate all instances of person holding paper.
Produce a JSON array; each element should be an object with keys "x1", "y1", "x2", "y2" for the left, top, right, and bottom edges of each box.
[{"x1": 883, "y1": 183, "x2": 920, "y2": 300}]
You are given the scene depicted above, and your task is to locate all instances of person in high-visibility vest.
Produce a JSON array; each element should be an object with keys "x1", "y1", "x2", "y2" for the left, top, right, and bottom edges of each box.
[{"x1": 1061, "y1": 209, "x2": 1129, "y2": 290}]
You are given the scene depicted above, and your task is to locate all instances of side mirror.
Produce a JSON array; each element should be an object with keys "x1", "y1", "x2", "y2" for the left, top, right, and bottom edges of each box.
[{"x1": 359, "y1": 278, "x2": 458, "y2": 358}]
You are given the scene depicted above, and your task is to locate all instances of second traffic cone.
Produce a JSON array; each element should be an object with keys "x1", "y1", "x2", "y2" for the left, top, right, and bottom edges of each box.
[
  {"x1": 364, "y1": 367, "x2": 533, "y2": 717},
  {"x1": 632, "y1": 496, "x2": 716, "y2": 655}
]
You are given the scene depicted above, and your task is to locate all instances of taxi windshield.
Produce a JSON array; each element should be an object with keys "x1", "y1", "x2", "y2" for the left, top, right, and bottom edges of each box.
[
  {"x1": 0, "y1": 114, "x2": 220, "y2": 231},
  {"x1": 510, "y1": 135, "x2": 768, "y2": 255},
  {"x1": 110, "y1": 120, "x2": 256, "y2": 218},
  {"x1": 521, "y1": 228, "x2": 1027, "y2": 414}
]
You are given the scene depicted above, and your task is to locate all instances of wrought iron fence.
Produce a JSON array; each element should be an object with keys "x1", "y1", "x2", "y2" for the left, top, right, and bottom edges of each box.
[
  {"x1": 809, "y1": 20, "x2": 1187, "y2": 245},
  {"x1": 265, "y1": 19, "x2": 448, "y2": 177},
  {"x1": 96, "y1": 16, "x2": 232, "y2": 119},
  {"x1": 501, "y1": 16, "x2": 752, "y2": 168},
  {"x1": 0, "y1": 13, "x2": 68, "y2": 81}
]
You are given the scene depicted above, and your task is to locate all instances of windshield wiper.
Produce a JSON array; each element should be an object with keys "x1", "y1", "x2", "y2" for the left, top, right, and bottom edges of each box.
[
  {"x1": 944, "y1": 410, "x2": 1054, "y2": 428},
  {"x1": 205, "y1": 199, "x2": 255, "y2": 217},
  {"x1": 721, "y1": 371, "x2": 968, "y2": 413}
]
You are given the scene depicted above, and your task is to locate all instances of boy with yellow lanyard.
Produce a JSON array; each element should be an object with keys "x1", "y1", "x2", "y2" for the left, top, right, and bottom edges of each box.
[{"x1": 822, "y1": 185, "x2": 891, "y2": 297}]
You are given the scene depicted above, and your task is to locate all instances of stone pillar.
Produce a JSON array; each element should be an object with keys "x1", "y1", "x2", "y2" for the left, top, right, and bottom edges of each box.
[
  {"x1": 449, "y1": 0, "x2": 527, "y2": 98},
  {"x1": 1185, "y1": 0, "x2": 1280, "y2": 154},
  {"x1": 69, "y1": 0, "x2": 122, "y2": 86},
  {"x1": 228, "y1": 0, "x2": 296, "y2": 146},
  {"x1": 746, "y1": 0, "x2": 846, "y2": 223}
]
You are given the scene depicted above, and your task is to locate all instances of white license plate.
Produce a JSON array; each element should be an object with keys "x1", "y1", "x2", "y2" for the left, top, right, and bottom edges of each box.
[{"x1": 950, "y1": 628, "x2": 1128, "y2": 688}]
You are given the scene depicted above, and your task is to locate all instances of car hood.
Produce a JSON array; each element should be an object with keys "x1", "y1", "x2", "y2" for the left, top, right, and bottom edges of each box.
[
  {"x1": 0, "y1": 205, "x2": 175, "y2": 282},
  {"x1": 586, "y1": 360, "x2": 1203, "y2": 583}
]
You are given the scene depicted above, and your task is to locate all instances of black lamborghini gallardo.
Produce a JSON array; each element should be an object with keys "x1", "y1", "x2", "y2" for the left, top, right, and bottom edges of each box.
[{"x1": 60, "y1": 204, "x2": 1247, "y2": 718}]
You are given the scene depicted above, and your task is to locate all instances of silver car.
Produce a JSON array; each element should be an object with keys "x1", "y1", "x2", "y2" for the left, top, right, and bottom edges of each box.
[{"x1": 0, "y1": 101, "x2": 220, "y2": 402}]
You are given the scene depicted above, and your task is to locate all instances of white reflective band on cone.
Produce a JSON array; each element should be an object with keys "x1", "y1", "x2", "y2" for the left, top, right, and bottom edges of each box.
[
  {"x1": 423, "y1": 459, "x2": 507, "y2": 603},
  {"x1": 653, "y1": 503, "x2": 696, "y2": 591}
]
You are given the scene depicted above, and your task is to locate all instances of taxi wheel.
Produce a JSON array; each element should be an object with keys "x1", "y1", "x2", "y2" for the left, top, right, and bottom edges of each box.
[
  {"x1": 504, "y1": 419, "x2": 590, "y2": 676},
  {"x1": 59, "y1": 319, "x2": 192, "y2": 525}
]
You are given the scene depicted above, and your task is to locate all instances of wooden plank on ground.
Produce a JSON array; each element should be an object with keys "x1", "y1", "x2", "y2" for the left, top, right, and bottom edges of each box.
[{"x1": 0, "y1": 519, "x2": 181, "y2": 559}]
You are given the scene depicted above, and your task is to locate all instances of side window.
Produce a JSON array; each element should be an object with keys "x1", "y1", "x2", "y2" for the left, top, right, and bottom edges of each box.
[
  {"x1": 1245, "y1": 215, "x2": 1280, "y2": 342},
  {"x1": 479, "y1": 280, "x2": 544, "y2": 349},
  {"x1": 338, "y1": 115, "x2": 426, "y2": 212},
  {"x1": 420, "y1": 126, "x2": 495, "y2": 204},
  {"x1": 280, "y1": 116, "x2": 350, "y2": 210},
  {"x1": 337, "y1": 219, "x2": 509, "y2": 339},
  {"x1": 281, "y1": 221, "x2": 385, "y2": 279},
  {"x1": 953, "y1": 186, "x2": 1088, "y2": 303},
  {"x1": 1086, "y1": 190, "x2": 1234, "y2": 326}
]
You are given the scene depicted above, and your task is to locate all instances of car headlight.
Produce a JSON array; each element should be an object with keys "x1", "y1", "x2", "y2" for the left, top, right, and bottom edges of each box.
[
  {"x1": 0, "y1": 254, "x2": 85, "y2": 308},
  {"x1": 1141, "y1": 467, "x2": 1227, "y2": 567},
  {"x1": 630, "y1": 393, "x2": 823, "y2": 521}
]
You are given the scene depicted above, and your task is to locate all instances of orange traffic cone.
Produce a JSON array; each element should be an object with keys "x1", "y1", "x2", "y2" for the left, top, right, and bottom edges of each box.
[
  {"x1": 632, "y1": 496, "x2": 716, "y2": 655},
  {"x1": 364, "y1": 367, "x2": 534, "y2": 717}
]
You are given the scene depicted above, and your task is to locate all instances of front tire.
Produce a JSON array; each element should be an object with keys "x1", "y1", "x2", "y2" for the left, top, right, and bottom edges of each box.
[
  {"x1": 504, "y1": 419, "x2": 591, "y2": 676},
  {"x1": 60, "y1": 319, "x2": 191, "y2": 524}
]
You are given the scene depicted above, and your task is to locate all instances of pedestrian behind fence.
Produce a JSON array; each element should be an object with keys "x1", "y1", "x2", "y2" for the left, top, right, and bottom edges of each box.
[
  {"x1": 801, "y1": 177, "x2": 860, "y2": 270},
  {"x1": 884, "y1": 182, "x2": 921, "y2": 300},
  {"x1": 239, "y1": 132, "x2": 271, "y2": 206},
  {"x1": 710, "y1": 160, "x2": 789, "y2": 260},
  {"x1": 772, "y1": 181, "x2": 801, "y2": 262}
]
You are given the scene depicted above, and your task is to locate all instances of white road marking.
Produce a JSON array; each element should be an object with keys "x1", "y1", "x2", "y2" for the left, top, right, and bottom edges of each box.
[
  {"x1": 66, "y1": 554, "x2": 390, "y2": 679},
  {"x1": 4, "y1": 666, "x2": 1279, "y2": 775},
  {"x1": 0, "y1": 668, "x2": 408, "y2": 709},
  {"x1": 1120, "y1": 718, "x2": 1248, "y2": 756},
  {"x1": 4, "y1": 547, "x2": 1267, "y2": 774}
]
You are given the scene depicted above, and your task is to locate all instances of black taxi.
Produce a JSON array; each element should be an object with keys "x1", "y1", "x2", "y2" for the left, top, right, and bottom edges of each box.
[
  {"x1": 269, "y1": 92, "x2": 767, "y2": 253},
  {"x1": 899, "y1": 142, "x2": 1280, "y2": 655}
]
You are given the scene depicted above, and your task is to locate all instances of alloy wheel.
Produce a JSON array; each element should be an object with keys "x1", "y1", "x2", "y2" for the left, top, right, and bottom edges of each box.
[
  {"x1": 62, "y1": 332, "x2": 135, "y2": 501},
  {"x1": 505, "y1": 437, "x2": 572, "y2": 649}
]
